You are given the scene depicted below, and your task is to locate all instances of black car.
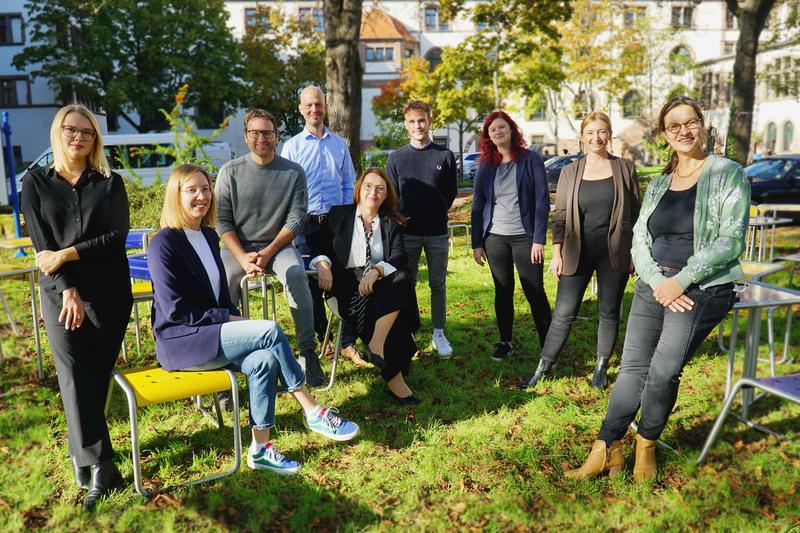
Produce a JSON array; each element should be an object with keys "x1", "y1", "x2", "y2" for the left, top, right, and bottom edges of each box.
[
  {"x1": 544, "y1": 153, "x2": 583, "y2": 192},
  {"x1": 745, "y1": 156, "x2": 800, "y2": 220}
]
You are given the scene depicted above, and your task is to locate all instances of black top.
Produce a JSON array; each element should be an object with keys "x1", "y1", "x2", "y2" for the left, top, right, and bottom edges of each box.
[
  {"x1": 578, "y1": 177, "x2": 614, "y2": 246},
  {"x1": 648, "y1": 184, "x2": 697, "y2": 270},
  {"x1": 21, "y1": 166, "x2": 131, "y2": 301},
  {"x1": 386, "y1": 142, "x2": 458, "y2": 236}
]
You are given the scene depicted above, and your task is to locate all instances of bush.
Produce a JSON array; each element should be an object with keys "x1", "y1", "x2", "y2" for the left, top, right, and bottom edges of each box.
[{"x1": 126, "y1": 180, "x2": 165, "y2": 229}]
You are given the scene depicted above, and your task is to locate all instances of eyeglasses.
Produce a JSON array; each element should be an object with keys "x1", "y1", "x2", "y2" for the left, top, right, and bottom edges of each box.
[
  {"x1": 61, "y1": 125, "x2": 97, "y2": 141},
  {"x1": 182, "y1": 185, "x2": 212, "y2": 195},
  {"x1": 664, "y1": 118, "x2": 702, "y2": 135},
  {"x1": 247, "y1": 129, "x2": 276, "y2": 139},
  {"x1": 362, "y1": 184, "x2": 387, "y2": 195}
]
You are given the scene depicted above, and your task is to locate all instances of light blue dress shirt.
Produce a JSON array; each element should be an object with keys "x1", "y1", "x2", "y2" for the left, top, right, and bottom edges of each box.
[{"x1": 282, "y1": 126, "x2": 356, "y2": 215}]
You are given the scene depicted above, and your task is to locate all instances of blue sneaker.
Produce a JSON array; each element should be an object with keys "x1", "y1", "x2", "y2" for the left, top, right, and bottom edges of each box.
[
  {"x1": 304, "y1": 407, "x2": 360, "y2": 442},
  {"x1": 247, "y1": 443, "x2": 301, "y2": 475}
]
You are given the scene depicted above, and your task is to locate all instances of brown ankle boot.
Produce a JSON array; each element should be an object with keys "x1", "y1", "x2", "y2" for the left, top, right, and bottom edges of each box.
[
  {"x1": 565, "y1": 440, "x2": 624, "y2": 480},
  {"x1": 633, "y1": 434, "x2": 657, "y2": 481}
]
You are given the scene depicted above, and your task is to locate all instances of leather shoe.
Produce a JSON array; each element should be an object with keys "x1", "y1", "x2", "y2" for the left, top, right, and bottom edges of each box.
[
  {"x1": 341, "y1": 345, "x2": 369, "y2": 367},
  {"x1": 72, "y1": 456, "x2": 90, "y2": 491},
  {"x1": 83, "y1": 460, "x2": 123, "y2": 511},
  {"x1": 387, "y1": 388, "x2": 421, "y2": 405},
  {"x1": 364, "y1": 348, "x2": 386, "y2": 369},
  {"x1": 517, "y1": 359, "x2": 554, "y2": 389}
]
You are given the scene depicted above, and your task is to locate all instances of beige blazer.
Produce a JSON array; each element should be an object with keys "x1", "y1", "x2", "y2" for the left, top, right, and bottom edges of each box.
[{"x1": 551, "y1": 155, "x2": 641, "y2": 275}]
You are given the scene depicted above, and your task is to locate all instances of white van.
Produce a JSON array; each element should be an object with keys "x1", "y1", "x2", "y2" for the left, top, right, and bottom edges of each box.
[{"x1": 16, "y1": 133, "x2": 233, "y2": 187}]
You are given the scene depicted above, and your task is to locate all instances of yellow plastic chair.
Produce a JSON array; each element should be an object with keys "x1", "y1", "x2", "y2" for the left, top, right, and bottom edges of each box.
[{"x1": 110, "y1": 365, "x2": 242, "y2": 498}]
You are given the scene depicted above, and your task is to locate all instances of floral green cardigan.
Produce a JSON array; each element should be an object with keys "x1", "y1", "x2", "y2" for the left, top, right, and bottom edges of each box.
[{"x1": 632, "y1": 154, "x2": 751, "y2": 290}]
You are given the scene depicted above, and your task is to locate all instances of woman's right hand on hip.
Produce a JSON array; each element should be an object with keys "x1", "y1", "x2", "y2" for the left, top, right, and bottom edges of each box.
[
  {"x1": 473, "y1": 247, "x2": 486, "y2": 266},
  {"x1": 59, "y1": 287, "x2": 85, "y2": 331}
]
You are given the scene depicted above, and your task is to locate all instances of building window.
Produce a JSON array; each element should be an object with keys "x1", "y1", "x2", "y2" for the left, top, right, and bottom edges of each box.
[
  {"x1": 725, "y1": 6, "x2": 738, "y2": 29},
  {"x1": 298, "y1": 7, "x2": 324, "y2": 33},
  {"x1": 766, "y1": 56, "x2": 799, "y2": 99},
  {"x1": 366, "y1": 47, "x2": 394, "y2": 62},
  {"x1": 723, "y1": 41, "x2": 736, "y2": 55},
  {"x1": 623, "y1": 6, "x2": 644, "y2": 29},
  {"x1": 783, "y1": 122, "x2": 794, "y2": 152},
  {"x1": 622, "y1": 90, "x2": 643, "y2": 118},
  {"x1": 671, "y1": 6, "x2": 693, "y2": 29},
  {"x1": 0, "y1": 13, "x2": 24, "y2": 45},
  {"x1": 424, "y1": 6, "x2": 448, "y2": 31},
  {"x1": 699, "y1": 71, "x2": 713, "y2": 108},
  {"x1": 0, "y1": 77, "x2": 29, "y2": 107},
  {"x1": 668, "y1": 45, "x2": 692, "y2": 75},
  {"x1": 244, "y1": 8, "x2": 270, "y2": 30},
  {"x1": 424, "y1": 47, "x2": 442, "y2": 71},
  {"x1": 766, "y1": 122, "x2": 777, "y2": 152}
]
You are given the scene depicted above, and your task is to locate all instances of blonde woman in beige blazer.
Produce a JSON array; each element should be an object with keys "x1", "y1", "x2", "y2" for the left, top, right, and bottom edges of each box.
[{"x1": 519, "y1": 112, "x2": 641, "y2": 390}]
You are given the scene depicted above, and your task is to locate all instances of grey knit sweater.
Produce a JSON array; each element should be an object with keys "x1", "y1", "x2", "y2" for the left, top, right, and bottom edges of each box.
[{"x1": 215, "y1": 154, "x2": 308, "y2": 246}]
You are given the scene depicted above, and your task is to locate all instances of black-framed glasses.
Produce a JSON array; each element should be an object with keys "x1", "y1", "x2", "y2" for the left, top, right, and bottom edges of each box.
[
  {"x1": 664, "y1": 118, "x2": 702, "y2": 135},
  {"x1": 247, "y1": 129, "x2": 276, "y2": 139},
  {"x1": 61, "y1": 125, "x2": 97, "y2": 141}
]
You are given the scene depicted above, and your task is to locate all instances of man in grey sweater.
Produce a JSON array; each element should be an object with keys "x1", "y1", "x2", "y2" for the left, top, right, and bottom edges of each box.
[{"x1": 215, "y1": 108, "x2": 324, "y2": 385}]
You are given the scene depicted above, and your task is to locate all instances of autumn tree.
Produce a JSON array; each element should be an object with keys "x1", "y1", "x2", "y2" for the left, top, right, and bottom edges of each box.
[
  {"x1": 240, "y1": 6, "x2": 326, "y2": 136},
  {"x1": 324, "y1": 0, "x2": 364, "y2": 170},
  {"x1": 724, "y1": 0, "x2": 780, "y2": 164},
  {"x1": 14, "y1": 0, "x2": 245, "y2": 132}
]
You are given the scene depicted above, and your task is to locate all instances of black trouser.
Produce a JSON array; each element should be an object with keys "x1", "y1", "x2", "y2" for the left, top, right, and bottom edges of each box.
[
  {"x1": 484, "y1": 233, "x2": 552, "y2": 346},
  {"x1": 597, "y1": 275, "x2": 735, "y2": 442},
  {"x1": 298, "y1": 217, "x2": 357, "y2": 348},
  {"x1": 540, "y1": 244, "x2": 628, "y2": 363},
  {"x1": 42, "y1": 289, "x2": 132, "y2": 468}
]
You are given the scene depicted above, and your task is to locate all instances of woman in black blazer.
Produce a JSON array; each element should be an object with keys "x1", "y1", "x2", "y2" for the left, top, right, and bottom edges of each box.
[
  {"x1": 310, "y1": 167, "x2": 421, "y2": 404},
  {"x1": 21, "y1": 104, "x2": 132, "y2": 511}
]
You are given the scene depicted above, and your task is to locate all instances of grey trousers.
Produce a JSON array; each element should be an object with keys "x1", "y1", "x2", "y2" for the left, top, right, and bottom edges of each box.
[
  {"x1": 598, "y1": 277, "x2": 735, "y2": 442},
  {"x1": 222, "y1": 243, "x2": 316, "y2": 356},
  {"x1": 404, "y1": 233, "x2": 449, "y2": 329}
]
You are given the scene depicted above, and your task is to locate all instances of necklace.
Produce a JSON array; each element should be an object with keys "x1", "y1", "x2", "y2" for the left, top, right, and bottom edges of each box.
[{"x1": 674, "y1": 158, "x2": 706, "y2": 179}]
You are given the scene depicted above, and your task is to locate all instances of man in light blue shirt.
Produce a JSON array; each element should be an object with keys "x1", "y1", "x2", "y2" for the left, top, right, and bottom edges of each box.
[{"x1": 282, "y1": 86, "x2": 365, "y2": 366}]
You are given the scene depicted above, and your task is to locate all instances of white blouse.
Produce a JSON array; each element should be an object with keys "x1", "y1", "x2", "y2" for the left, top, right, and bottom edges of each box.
[
  {"x1": 310, "y1": 207, "x2": 397, "y2": 277},
  {"x1": 183, "y1": 227, "x2": 221, "y2": 303}
]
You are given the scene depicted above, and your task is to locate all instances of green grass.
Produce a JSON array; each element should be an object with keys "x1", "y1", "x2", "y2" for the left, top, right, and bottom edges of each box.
[{"x1": 1, "y1": 213, "x2": 799, "y2": 531}]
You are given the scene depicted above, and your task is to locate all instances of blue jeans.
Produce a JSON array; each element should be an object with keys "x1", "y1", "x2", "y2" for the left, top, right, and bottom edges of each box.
[{"x1": 186, "y1": 320, "x2": 306, "y2": 429}]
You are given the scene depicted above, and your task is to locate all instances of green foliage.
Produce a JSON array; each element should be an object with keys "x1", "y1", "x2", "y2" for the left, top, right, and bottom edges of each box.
[
  {"x1": 239, "y1": 6, "x2": 326, "y2": 136},
  {"x1": 371, "y1": 120, "x2": 408, "y2": 150},
  {"x1": 641, "y1": 134, "x2": 672, "y2": 165},
  {"x1": 13, "y1": 0, "x2": 245, "y2": 133}
]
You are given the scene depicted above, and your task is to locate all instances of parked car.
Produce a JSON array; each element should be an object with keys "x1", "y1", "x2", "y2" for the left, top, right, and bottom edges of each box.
[
  {"x1": 543, "y1": 153, "x2": 583, "y2": 192},
  {"x1": 460, "y1": 151, "x2": 480, "y2": 182},
  {"x1": 745, "y1": 155, "x2": 800, "y2": 221},
  {"x1": 16, "y1": 133, "x2": 233, "y2": 188}
]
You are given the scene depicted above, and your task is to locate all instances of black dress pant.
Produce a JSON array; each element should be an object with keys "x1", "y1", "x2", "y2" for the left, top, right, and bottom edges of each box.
[
  {"x1": 484, "y1": 233, "x2": 552, "y2": 347},
  {"x1": 330, "y1": 269, "x2": 418, "y2": 382},
  {"x1": 540, "y1": 244, "x2": 628, "y2": 363},
  {"x1": 42, "y1": 289, "x2": 132, "y2": 468},
  {"x1": 597, "y1": 276, "x2": 735, "y2": 442}
]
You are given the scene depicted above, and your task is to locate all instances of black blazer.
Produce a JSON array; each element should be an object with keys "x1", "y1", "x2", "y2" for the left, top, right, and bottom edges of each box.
[
  {"x1": 308, "y1": 204, "x2": 420, "y2": 332},
  {"x1": 148, "y1": 226, "x2": 240, "y2": 370}
]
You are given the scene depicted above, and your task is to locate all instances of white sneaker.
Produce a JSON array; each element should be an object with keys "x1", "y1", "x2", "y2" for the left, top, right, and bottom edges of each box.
[{"x1": 432, "y1": 331, "x2": 453, "y2": 357}]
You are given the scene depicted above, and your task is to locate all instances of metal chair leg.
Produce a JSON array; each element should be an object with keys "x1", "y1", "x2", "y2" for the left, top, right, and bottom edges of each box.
[
  {"x1": 779, "y1": 306, "x2": 794, "y2": 364},
  {"x1": 0, "y1": 288, "x2": 21, "y2": 336},
  {"x1": 133, "y1": 301, "x2": 142, "y2": 359},
  {"x1": 697, "y1": 379, "x2": 750, "y2": 464},
  {"x1": 318, "y1": 315, "x2": 343, "y2": 392}
]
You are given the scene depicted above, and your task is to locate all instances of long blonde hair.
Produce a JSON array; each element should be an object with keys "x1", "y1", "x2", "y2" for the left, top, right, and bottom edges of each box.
[
  {"x1": 160, "y1": 164, "x2": 217, "y2": 229},
  {"x1": 49, "y1": 104, "x2": 111, "y2": 178}
]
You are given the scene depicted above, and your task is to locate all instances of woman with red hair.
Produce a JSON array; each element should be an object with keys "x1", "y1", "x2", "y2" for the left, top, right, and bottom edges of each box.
[{"x1": 471, "y1": 111, "x2": 552, "y2": 361}]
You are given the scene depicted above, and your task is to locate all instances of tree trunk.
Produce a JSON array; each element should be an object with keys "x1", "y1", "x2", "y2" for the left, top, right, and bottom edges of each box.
[
  {"x1": 324, "y1": 0, "x2": 363, "y2": 171},
  {"x1": 726, "y1": 0, "x2": 776, "y2": 164}
]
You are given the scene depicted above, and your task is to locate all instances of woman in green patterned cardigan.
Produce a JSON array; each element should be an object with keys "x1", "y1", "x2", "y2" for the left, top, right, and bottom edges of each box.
[{"x1": 565, "y1": 96, "x2": 750, "y2": 482}]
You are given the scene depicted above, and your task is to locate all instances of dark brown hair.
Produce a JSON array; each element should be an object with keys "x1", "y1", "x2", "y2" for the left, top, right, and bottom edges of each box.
[
  {"x1": 658, "y1": 96, "x2": 705, "y2": 175},
  {"x1": 353, "y1": 167, "x2": 403, "y2": 221},
  {"x1": 244, "y1": 108, "x2": 276, "y2": 131},
  {"x1": 402, "y1": 99, "x2": 432, "y2": 117}
]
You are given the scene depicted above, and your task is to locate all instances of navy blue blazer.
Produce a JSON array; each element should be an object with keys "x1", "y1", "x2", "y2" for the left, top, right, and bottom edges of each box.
[
  {"x1": 470, "y1": 150, "x2": 550, "y2": 247},
  {"x1": 148, "y1": 226, "x2": 240, "y2": 370}
]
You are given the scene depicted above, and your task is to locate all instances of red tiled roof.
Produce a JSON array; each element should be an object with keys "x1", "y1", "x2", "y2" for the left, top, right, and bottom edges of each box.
[{"x1": 361, "y1": 7, "x2": 418, "y2": 42}]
